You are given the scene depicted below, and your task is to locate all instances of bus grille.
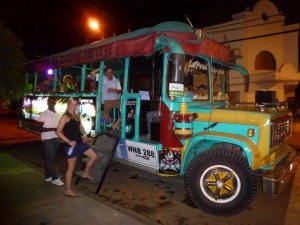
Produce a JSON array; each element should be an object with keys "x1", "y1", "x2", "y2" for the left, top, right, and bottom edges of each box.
[{"x1": 271, "y1": 116, "x2": 292, "y2": 146}]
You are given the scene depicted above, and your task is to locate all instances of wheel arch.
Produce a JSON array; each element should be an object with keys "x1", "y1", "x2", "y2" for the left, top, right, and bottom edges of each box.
[{"x1": 180, "y1": 131, "x2": 259, "y2": 175}]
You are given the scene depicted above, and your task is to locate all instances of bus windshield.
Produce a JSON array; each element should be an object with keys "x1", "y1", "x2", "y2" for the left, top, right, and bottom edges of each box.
[{"x1": 167, "y1": 54, "x2": 228, "y2": 102}]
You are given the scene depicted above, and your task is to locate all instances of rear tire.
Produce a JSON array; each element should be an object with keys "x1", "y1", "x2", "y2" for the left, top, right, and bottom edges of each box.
[{"x1": 185, "y1": 147, "x2": 257, "y2": 216}]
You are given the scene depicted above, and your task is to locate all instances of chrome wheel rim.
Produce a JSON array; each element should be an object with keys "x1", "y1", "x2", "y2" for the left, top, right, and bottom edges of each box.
[{"x1": 200, "y1": 165, "x2": 241, "y2": 203}]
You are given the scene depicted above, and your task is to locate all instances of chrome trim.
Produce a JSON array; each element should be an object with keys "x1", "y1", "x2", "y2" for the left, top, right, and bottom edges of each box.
[{"x1": 262, "y1": 147, "x2": 299, "y2": 196}]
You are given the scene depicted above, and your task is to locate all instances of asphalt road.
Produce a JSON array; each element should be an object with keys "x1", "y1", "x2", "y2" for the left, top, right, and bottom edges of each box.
[{"x1": 1, "y1": 112, "x2": 300, "y2": 225}]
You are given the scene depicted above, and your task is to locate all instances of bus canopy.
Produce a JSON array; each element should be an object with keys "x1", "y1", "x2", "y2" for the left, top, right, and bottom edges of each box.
[{"x1": 24, "y1": 21, "x2": 230, "y2": 72}]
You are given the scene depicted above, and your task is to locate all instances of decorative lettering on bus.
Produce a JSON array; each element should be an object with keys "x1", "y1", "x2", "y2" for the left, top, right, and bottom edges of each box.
[
  {"x1": 82, "y1": 45, "x2": 112, "y2": 61},
  {"x1": 37, "y1": 45, "x2": 113, "y2": 69},
  {"x1": 58, "y1": 53, "x2": 80, "y2": 66},
  {"x1": 188, "y1": 60, "x2": 225, "y2": 76}
]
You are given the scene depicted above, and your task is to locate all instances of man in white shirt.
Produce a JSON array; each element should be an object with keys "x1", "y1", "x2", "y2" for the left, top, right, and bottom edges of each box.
[
  {"x1": 91, "y1": 67, "x2": 122, "y2": 103},
  {"x1": 37, "y1": 97, "x2": 64, "y2": 186},
  {"x1": 101, "y1": 67, "x2": 122, "y2": 103},
  {"x1": 91, "y1": 67, "x2": 122, "y2": 124}
]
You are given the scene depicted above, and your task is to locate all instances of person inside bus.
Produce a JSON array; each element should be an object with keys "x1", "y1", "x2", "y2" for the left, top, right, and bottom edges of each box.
[
  {"x1": 198, "y1": 84, "x2": 207, "y2": 95},
  {"x1": 91, "y1": 67, "x2": 122, "y2": 127},
  {"x1": 59, "y1": 74, "x2": 76, "y2": 92},
  {"x1": 197, "y1": 84, "x2": 208, "y2": 99},
  {"x1": 102, "y1": 67, "x2": 122, "y2": 101},
  {"x1": 56, "y1": 97, "x2": 97, "y2": 197},
  {"x1": 38, "y1": 75, "x2": 53, "y2": 92},
  {"x1": 187, "y1": 84, "x2": 208, "y2": 100},
  {"x1": 90, "y1": 66, "x2": 105, "y2": 82},
  {"x1": 91, "y1": 67, "x2": 122, "y2": 104}
]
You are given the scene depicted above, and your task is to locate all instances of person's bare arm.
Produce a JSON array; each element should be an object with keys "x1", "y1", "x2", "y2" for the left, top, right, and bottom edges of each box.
[
  {"x1": 35, "y1": 121, "x2": 56, "y2": 132},
  {"x1": 115, "y1": 89, "x2": 122, "y2": 94},
  {"x1": 90, "y1": 68, "x2": 99, "y2": 76}
]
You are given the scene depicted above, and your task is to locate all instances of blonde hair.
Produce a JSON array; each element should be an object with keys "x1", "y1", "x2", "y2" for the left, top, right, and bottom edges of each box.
[
  {"x1": 64, "y1": 97, "x2": 80, "y2": 120},
  {"x1": 63, "y1": 74, "x2": 73, "y2": 84}
]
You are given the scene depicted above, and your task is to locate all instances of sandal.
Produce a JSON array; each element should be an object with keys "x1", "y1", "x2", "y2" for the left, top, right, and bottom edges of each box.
[
  {"x1": 81, "y1": 173, "x2": 94, "y2": 179},
  {"x1": 64, "y1": 190, "x2": 80, "y2": 197},
  {"x1": 81, "y1": 176, "x2": 94, "y2": 180},
  {"x1": 81, "y1": 175, "x2": 96, "y2": 183}
]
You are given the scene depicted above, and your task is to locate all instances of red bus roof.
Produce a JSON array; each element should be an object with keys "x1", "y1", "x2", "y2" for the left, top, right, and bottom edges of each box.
[{"x1": 25, "y1": 21, "x2": 230, "y2": 72}]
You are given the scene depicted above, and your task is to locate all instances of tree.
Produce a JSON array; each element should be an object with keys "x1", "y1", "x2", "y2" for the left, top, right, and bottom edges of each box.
[{"x1": 0, "y1": 23, "x2": 26, "y2": 104}]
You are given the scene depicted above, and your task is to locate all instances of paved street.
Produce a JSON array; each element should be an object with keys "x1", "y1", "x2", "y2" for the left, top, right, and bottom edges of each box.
[{"x1": 1, "y1": 111, "x2": 300, "y2": 225}]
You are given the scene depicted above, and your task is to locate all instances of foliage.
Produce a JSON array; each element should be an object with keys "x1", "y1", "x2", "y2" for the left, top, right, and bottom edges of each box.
[{"x1": 0, "y1": 23, "x2": 26, "y2": 102}]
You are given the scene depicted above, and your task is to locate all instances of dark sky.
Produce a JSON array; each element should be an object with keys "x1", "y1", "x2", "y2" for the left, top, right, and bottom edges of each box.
[{"x1": 1, "y1": 0, "x2": 299, "y2": 60}]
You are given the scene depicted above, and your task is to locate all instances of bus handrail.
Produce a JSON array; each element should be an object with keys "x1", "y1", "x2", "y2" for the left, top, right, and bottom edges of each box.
[{"x1": 120, "y1": 93, "x2": 141, "y2": 140}]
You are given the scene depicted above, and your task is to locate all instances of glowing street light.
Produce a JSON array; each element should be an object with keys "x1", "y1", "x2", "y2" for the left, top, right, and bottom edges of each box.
[
  {"x1": 86, "y1": 18, "x2": 103, "y2": 42},
  {"x1": 88, "y1": 18, "x2": 100, "y2": 31}
]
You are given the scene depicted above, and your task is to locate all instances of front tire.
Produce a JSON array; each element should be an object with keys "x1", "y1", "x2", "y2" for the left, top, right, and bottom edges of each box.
[{"x1": 185, "y1": 148, "x2": 257, "y2": 216}]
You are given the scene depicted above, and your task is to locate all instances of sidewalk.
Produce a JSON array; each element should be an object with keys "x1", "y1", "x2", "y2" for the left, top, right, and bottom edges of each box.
[{"x1": 0, "y1": 151, "x2": 145, "y2": 225}]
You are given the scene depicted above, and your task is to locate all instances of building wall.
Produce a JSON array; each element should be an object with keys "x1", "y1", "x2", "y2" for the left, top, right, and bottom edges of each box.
[{"x1": 204, "y1": 0, "x2": 299, "y2": 103}]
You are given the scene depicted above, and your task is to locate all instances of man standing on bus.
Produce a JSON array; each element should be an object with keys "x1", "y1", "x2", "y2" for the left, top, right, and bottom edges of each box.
[
  {"x1": 91, "y1": 67, "x2": 122, "y2": 103},
  {"x1": 102, "y1": 67, "x2": 122, "y2": 102},
  {"x1": 91, "y1": 67, "x2": 122, "y2": 127}
]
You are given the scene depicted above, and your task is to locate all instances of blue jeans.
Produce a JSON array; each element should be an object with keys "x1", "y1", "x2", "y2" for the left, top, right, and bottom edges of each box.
[{"x1": 42, "y1": 138, "x2": 59, "y2": 180}]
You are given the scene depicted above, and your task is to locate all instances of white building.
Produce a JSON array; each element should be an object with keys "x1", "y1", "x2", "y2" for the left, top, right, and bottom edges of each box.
[{"x1": 203, "y1": 0, "x2": 300, "y2": 103}]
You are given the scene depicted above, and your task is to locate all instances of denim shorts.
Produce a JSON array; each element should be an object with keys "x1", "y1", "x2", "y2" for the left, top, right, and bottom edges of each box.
[{"x1": 64, "y1": 143, "x2": 91, "y2": 158}]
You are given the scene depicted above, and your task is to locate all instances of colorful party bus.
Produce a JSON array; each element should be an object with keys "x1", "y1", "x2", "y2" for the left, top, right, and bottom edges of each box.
[{"x1": 21, "y1": 21, "x2": 299, "y2": 216}]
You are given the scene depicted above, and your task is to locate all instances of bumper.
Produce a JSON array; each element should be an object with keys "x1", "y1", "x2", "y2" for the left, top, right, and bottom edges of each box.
[{"x1": 262, "y1": 147, "x2": 300, "y2": 196}]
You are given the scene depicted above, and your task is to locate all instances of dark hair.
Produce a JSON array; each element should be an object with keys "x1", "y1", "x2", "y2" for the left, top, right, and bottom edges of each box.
[
  {"x1": 47, "y1": 96, "x2": 56, "y2": 102},
  {"x1": 105, "y1": 67, "x2": 113, "y2": 72}
]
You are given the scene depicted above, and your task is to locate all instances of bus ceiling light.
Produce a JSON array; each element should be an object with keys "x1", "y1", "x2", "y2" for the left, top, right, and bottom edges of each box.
[{"x1": 47, "y1": 68, "x2": 53, "y2": 75}]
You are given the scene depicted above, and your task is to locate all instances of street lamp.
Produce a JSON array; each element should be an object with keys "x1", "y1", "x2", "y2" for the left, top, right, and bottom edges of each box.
[
  {"x1": 88, "y1": 18, "x2": 99, "y2": 31},
  {"x1": 87, "y1": 18, "x2": 103, "y2": 42}
]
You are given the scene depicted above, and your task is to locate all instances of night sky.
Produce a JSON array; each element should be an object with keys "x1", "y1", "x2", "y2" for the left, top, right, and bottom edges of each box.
[{"x1": 1, "y1": 0, "x2": 299, "y2": 61}]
